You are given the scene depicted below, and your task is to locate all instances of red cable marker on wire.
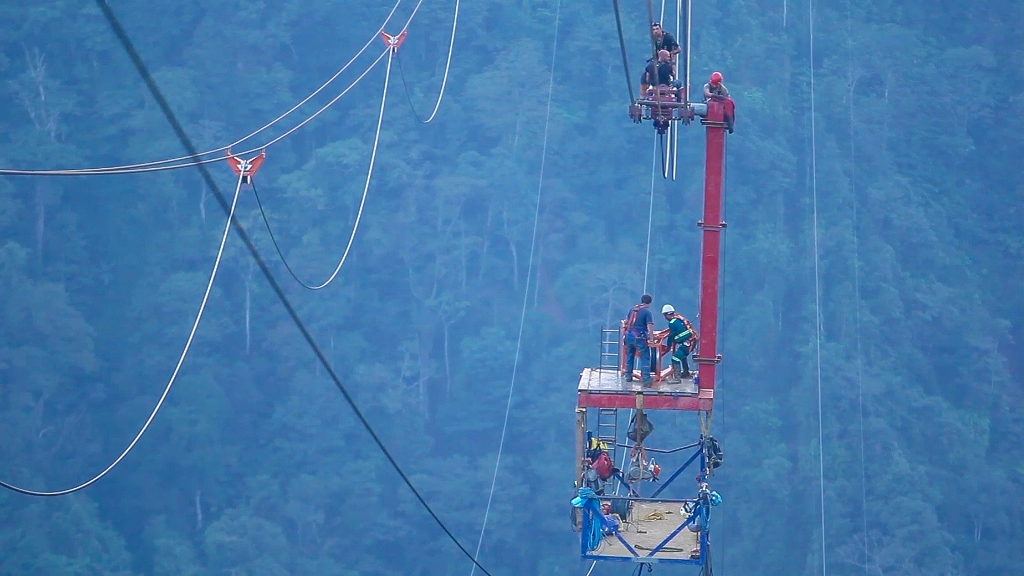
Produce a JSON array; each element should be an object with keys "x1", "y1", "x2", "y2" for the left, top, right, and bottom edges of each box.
[
  {"x1": 225, "y1": 149, "x2": 266, "y2": 184},
  {"x1": 380, "y1": 30, "x2": 407, "y2": 49}
]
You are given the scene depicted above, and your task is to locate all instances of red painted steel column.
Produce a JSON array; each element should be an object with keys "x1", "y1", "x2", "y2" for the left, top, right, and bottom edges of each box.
[{"x1": 696, "y1": 100, "x2": 726, "y2": 409}]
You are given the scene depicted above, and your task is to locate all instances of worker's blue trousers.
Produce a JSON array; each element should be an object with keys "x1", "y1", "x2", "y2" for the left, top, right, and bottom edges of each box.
[{"x1": 624, "y1": 333, "x2": 652, "y2": 383}]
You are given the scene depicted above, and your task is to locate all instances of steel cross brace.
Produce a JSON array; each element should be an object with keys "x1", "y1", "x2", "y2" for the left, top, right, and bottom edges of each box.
[{"x1": 650, "y1": 444, "x2": 703, "y2": 498}]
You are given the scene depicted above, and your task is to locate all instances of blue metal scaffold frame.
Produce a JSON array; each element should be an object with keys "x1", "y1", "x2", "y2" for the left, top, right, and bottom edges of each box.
[{"x1": 578, "y1": 433, "x2": 717, "y2": 567}]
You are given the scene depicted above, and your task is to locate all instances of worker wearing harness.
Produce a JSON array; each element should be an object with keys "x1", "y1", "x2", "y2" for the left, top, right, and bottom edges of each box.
[
  {"x1": 624, "y1": 295, "x2": 656, "y2": 386},
  {"x1": 661, "y1": 304, "x2": 697, "y2": 380},
  {"x1": 703, "y1": 71, "x2": 729, "y2": 100}
]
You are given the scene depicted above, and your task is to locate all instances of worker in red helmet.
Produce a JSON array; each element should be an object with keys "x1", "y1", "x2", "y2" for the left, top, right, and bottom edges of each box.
[{"x1": 703, "y1": 71, "x2": 730, "y2": 101}]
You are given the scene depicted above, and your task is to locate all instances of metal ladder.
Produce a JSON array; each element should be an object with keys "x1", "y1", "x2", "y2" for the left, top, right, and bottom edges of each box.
[
  {"x1": 596, "y1": 408, "x2": 619, "y2": 482},
  {"x1": 600, "y1": 327, "x2": 621, "y2": 372}
]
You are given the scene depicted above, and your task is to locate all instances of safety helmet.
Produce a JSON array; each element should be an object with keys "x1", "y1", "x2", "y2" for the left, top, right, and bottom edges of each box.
[
  {"x1": 710, "y1": 71, "x2": 723, "y2": 86},
  {"x1": 661, "y1": 304, "x2": 675, "y2": 314}
]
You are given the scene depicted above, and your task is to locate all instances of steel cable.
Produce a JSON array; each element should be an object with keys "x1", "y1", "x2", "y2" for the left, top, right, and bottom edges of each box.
[
  {"x1": 395, "y1": 0, "x2": 459, "y2": 123},
  {"x1": 70, "y1": 3, "x2": 495, "y2": 574},
  {"x1": 0, "y1": 50, "x2": 390, "y2": 177},
  {"x1": 808, "y1": 0, "x2": 828, "y2": 573},
  {"x1": 468, "y1": 0, "x2": 562, "y2": 572},
  {"x1": 253, "y1": 49, "x2": 394, "y2": 291},
  {"x1": 0, "y1": 1, "x2": 403, "y2": 176},
  {"x1": 0, "y1": 172, "x2": 245, "y2": 496}
]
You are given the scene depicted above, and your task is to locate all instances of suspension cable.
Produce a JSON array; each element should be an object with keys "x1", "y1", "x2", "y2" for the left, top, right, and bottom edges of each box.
[
  {"x1": 846, "y1": 3, "x2": 868, "y2": 571},
  {"x1": 396, "y1": 0, "x2": 459, "y2": 123},
  {"x1": 0, "y1": 1, "x2": 403, "y2": 176},
  {"x1": 808, "y1": 0, "x2": 828, "y2": 573},
  {"x1": 1, "y1": 0, "x2": 420, "y2": 177},
  {"x1": 250, "y1": 0, "x2": 422, "y2": 149},
  {"x1": 468, "y1": 1, "x2": 561, "y2": 572},
  {"x1": 252, "y1": 50, "x2": 393, "y2": 291},
  {"x1": 611, "y1": 0, "x2": 636, "y2": 103},
  {"x1": 243, "y1": 49, "x2": 391, "y2": 150},
  {"x1": 0, "y1": 49, "x2": 390, "y2": 177},
  {"x1": 83, "y1": 3, "x2": 494, "y2": 573},
  {"x1": 0, "y1": 172, "x2": 245, "y2": 496},
  {"x1": 671, "y1": 0, "x2": 682, "y2": 179}
]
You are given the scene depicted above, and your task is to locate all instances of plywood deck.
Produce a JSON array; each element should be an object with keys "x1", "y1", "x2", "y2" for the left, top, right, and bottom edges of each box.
[
  {"x1": 597, "y1": 501, "x2": 699, "y2": 560},
  {"x1": 578, "y1": 368, "x2": 698, "y2": 395}
]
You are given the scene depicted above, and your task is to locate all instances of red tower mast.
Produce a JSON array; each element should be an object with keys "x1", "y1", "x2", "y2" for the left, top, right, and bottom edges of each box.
[{"x1": 695, "y1": 99, "x2": 729, "y2": 411}]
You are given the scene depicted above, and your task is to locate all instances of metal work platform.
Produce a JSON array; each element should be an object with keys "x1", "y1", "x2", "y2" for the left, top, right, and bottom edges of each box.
[
  {"x1": 593, "y1": 501, "x2": 699, "y2": 562},
  {"x1": 577, "y1": 368, "x2": 703, "y2": 411}
]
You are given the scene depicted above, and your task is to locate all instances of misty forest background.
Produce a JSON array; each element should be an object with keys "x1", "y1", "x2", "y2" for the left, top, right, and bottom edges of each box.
[{"x1": 0, "y1": 0, "x2": 1022, "y2": 574}]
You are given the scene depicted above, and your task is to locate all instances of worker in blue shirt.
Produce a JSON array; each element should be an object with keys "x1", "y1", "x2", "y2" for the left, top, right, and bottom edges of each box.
[
  {"x1": 623, "y1": 295, "x2": 656, "y2": 386},
  {"x1": 661, "y1": 304, "x2": 697, "y2": 380}
]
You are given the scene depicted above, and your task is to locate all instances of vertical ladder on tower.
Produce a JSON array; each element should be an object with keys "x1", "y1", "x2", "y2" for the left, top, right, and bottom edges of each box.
[
  {"x1": 596, "y1": 407, "x2": 619, "y2": 489},
  {"x1": 600, "y1": 327, "x2": 621, "y2": 372}
]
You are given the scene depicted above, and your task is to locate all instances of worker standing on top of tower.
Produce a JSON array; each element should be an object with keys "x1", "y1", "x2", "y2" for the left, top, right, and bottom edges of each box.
[
  {"x1": 703, "y1": 72, "x2": 729, "y2": 101},
  {"x1": 623, "y1": 295, "x2": 656, "y2": 386},
  {"x1": 661, "y1": 304, "x2": 697, "y2": 381}
]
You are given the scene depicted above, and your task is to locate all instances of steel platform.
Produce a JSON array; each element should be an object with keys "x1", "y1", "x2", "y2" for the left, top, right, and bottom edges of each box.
[
  {"x1": 585, "y1": 500, "x2": 701, "y2": 564},
  {"x1": 577, "y1": 368, "x2": 705, "y2": 411}
]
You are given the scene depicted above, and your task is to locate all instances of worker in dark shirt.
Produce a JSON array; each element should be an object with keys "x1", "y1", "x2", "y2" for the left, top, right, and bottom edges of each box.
[
  {"x1": 651, "y1": 23, "x2": 680, "y2": 58},
  {"x1": 640, "y1": 50, "x2": 675, "y2": 93},
  {"x1": 623, "y1": 294, "x2": 656, "y2": 386}
]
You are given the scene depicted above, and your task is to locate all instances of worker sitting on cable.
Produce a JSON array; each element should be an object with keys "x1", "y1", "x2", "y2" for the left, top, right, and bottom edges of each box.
[
  {"x1": 623, "y1": 294, "x2": 656, "y2": 386},
  {"x1": 640, "y1": 50, "x2": 675, "y2": 94},
  {"x1": 661, "y1": 304, "x2": 697, "y2": 381},
  {"x1": 703, "y1": 71, "x2": 729, "y2": 101}
]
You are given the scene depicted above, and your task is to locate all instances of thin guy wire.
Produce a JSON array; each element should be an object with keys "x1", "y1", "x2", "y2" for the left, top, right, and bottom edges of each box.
[
  {"x1": 717, "y1": 130, "x2": 729, "y2": 576},
  {"x1": 809, "y1": 0, "x2": 828, "y2": 574},
  {"x1": 624, "y1": 133, "x2": 660, "y2": 493},
  {"x1": 259, "y1": 49, "x2": 394, "y2": 291},
  {"x1": 0, "y1": 172, "x2": 245, "y2": 496},
  {"x1": 643, "y1": 133, "x2": 657, "y2": 293},
  {"x1": 468, "y1": 1, "x2": 561, "y2": 572},
  {"x1": 90, "y1": 2, "x2": 492, "y2": 572},
  {"x1": 585, "y1": 560, "x2": 598, "y2": 576},
  {"x1": 0, "y1": 1, "x2": 402, "y2": 176},
  {"x1": 846, "y1": 3, "x2": 869, "y2": 570},
  {"x1": 397, "y1": 0, "x2": 459, "y2": 123}
]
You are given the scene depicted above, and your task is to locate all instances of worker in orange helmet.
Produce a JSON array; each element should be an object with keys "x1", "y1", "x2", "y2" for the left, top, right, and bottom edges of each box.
[{"x1": 703, "y1": 71, "x2": 730, "y2": 101}]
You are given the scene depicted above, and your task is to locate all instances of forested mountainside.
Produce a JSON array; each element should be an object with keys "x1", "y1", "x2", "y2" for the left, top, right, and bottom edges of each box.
[{"x1": 0, "y1": 1, "x2": 1021, "y2": 574}]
